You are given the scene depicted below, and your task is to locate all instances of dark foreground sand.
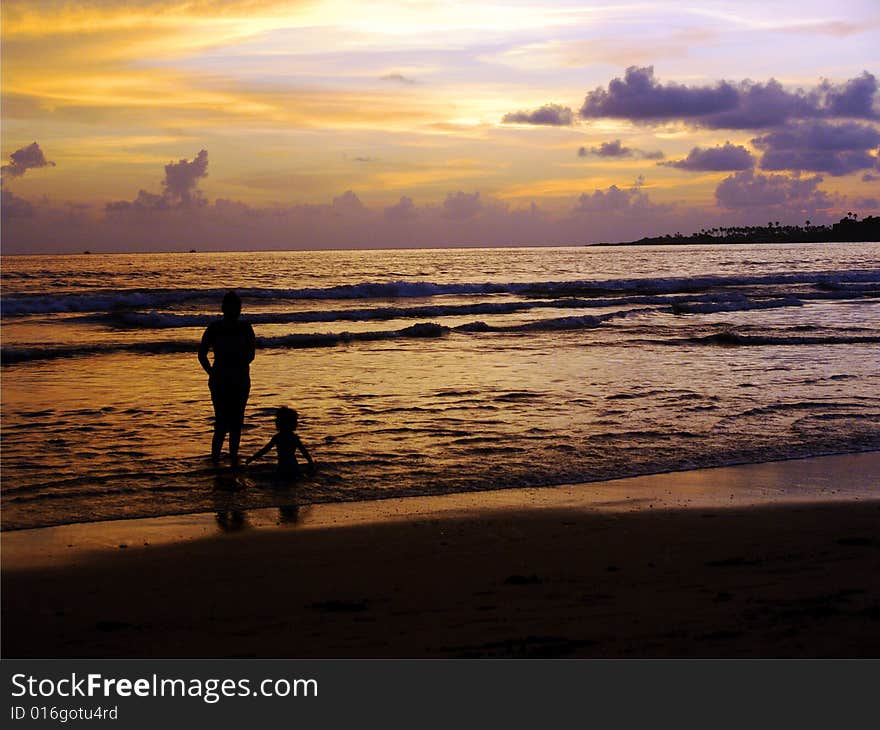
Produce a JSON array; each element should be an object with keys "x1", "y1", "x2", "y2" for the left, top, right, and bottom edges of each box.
[{"x1": 3, "y1": 454, "x2": 879, "y2": 658}]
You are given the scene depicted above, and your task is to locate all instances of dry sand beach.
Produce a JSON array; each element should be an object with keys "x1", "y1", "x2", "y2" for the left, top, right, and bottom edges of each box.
[{"x1": 3, "y1": 452, "x2": 879, "y2": 658}]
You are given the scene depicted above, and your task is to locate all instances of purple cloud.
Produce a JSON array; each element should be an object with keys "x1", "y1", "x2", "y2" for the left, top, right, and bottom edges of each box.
[
  {"x1": 384, "y1": 196, "x2": 418, "y2": 220},
  {"x1": 2, "y1": 142, "x2": 55, "y2": 179},
  {"x1": 753, "y1": 121, "x2": 880, "y2": 176},
  {"x1": 852, "y1": 196, "x2": 879, "y2": 208},
  {"x1": 380, "y1": 73, "x2": 416, "y2": 84},
  {"x1": 106, "y1": 190, "x2": 170, "y2": 213},
  {"x1": 107, "y1": 150, "x2": 208, "y2": 212},
  {"x1": 578, "y1": 67, "x2": 878, "y2": 129},
  {"x1": 579, "y1": 67, "x2": 739, "y2": 122},
  {"x1": 1, "y1": 189, "x2": 35, "y2": 218},
  {"x1": 572, "y1": 177, "x2": 666, "y2": 215},
  {"x1": 578, "y1": 140, "x2": 664, "y2": 159},
  {"x1": 824, "y1": 71, "x2": 879, "y2": 119},
  {"x1": 660, "y1": 142, "x2": 755, "y2": 171},
  {"x1": 573, "y1": 185, "x2": 637, "y2": 213},
  {"x1": 502, "y1": 104, "x2": 573, "y2": 126},
  {"x1": 442, "y1": 191, "x2": 482, "y2": 219},
  {"x1": 162, "y1": 149, "x2": 208, "y2": 206},
  {"x1": 331, "y1": 190, "x2": 365, "y2": 215},
  {"x1": 580, "y1": 140, "x2": 632, "y2": 157},
  {"x1": 863, "y1": 173, "x2": 880, "y2": 182},
  {"x1": 715, "y1": 170, "x2": 832, "y2": 209},
  {"x1": 16, "y1": 178, "x2": 875, "y2": 254},
  {"x1": 705, "y1": 79, "x2": 821, "y2": 129}
]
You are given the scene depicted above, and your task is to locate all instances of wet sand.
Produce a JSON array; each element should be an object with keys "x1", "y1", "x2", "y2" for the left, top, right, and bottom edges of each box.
[{"x1": 3, "y1": 453, "x2": 879, "y2": 658}]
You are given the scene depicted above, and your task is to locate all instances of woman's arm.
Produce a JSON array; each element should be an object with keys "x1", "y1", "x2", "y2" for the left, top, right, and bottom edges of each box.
[
  {"x1": 244, "y1": 323, "x2": 256, "y2": 364},
  {"x1": 198, "y1": 326, "x2": 213, "y2": 376}
]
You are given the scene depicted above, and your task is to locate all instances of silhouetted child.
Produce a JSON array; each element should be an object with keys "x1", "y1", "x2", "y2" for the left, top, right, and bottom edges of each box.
[{"x1": 245, "y1": 406, "x2": 315, "y2": 480}]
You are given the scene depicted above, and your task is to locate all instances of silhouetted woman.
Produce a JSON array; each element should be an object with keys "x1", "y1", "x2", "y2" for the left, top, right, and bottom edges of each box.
[{"x1": 198, "y1": 290, "x2": 256, "y2": 466}]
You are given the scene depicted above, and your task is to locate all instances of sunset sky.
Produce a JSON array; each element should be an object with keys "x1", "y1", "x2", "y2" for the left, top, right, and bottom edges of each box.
[{"x1": 2, "y1": 0, "x2": 879, "y2": 252}]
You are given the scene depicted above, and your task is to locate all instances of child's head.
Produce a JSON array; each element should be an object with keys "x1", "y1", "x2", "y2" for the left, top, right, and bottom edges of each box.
[{"x1": 275, "y1": 406, "x2": 298, "y2": 432}]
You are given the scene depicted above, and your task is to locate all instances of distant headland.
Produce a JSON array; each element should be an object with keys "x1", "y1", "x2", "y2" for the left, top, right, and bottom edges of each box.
[{"x1": 603, "y1": 212, "x2": 880, "y2": 246}]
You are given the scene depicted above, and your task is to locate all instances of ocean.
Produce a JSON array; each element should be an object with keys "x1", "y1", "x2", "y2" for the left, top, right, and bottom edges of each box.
[{"x1": 2, "y1": 243, "x2": 879, "y2": 530}]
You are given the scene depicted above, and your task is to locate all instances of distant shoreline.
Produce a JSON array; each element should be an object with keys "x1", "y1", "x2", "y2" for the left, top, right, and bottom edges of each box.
[
  {"x1": 602, "y1": 213, "x2": 879, "y2": 246},
  {"x1": 2, "y1": 217, "x2": 878, "y2": 255}
]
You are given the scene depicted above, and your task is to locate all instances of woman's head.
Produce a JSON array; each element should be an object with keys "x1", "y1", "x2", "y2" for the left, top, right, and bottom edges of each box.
[
  {"x1": 221, "y1": 290, "x2": 242, "y2": 319},
  {"x1": 276, "y1": 406, "x2": 298, "y2": 432}
]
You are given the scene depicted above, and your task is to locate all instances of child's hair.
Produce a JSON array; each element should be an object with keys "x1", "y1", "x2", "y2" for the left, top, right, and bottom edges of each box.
[{"x1": 275, "y1": 406, "x2": 298, "y2": 431}]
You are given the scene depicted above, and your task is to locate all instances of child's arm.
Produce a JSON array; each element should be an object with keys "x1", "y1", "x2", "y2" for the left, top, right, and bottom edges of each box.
[
  {"x1": 245, "y1": 435, "x2": 276, "y2": 465},
  {"x1": 294, "y1": 435, "x2": 316, "y2": 473}
]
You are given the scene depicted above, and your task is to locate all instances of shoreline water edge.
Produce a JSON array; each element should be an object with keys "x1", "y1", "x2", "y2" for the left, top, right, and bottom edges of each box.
[
  {"x1": 5, "y1": 451, "x2": 878, "y2": 565},
  {"x1": 1, "y1": 448, "x2": 878, "y2": 537},
  {"x1": 4, "y1": 452, "x2": 878, "y2": 658}
]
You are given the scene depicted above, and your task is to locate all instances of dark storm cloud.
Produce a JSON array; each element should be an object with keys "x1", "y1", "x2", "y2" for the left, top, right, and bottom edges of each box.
[
  {"x1": 659, "y1": 142, "x2": 755, "y2": 171},
  {"x1": 502, "y1": 104, "x2": 573, "y2": 126},
  {"x1": 715, "y1": 170, "x2": 832, "y2": 209},
  {"x1": 106, "y1": 150, "x2": 208, "y2": 213},
  {"x1": 753, "y1": 120, "x2": 880, "y2": 176},
  {"x1": 442, "y1": 191, "x2": 482, "y2": 219},
  {"x1": 578, "y1": 140, "x2": 664, "y2": 159},
  {"x1": 1, "y1": 142, "x2": 55, "y2": 179},
  {"x1": 577, "y1": 67, "x2": 879, "y2": 129}
]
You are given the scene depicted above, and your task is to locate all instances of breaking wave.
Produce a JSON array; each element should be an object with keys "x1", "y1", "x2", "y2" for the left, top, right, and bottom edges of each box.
[
  {"x1": 3, "y1": 268, "x2": 878, "y2": 316},
  {"x1": 660, "y1": 331, "x2": 880, "y2": 347},
  {"x1": 1, "y1": 307, "x2": 656, "y2": 364}
]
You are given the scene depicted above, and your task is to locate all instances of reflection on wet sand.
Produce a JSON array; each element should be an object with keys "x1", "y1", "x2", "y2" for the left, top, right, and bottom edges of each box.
[{"x1": 212, "y1": 472, "x2": 302, "y2": 531}]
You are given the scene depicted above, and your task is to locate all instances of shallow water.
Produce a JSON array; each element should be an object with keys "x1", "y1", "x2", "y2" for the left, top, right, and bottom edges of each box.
[{"x1": 2, "y1": 243, "x2": 879, "y2": 529}]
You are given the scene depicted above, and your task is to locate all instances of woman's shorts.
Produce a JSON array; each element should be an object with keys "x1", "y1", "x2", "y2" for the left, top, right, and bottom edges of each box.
[{"x1": 209, "y1": 377, "x2": 250, "y2": 431}]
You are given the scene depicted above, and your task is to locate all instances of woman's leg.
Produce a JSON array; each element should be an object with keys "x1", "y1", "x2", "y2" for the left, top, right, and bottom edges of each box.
[
  {"x1": 228, "y1": 379, "x2": 250, "y2": 465},
  {"x1": 228, "y1": 427, "x2": 241, "y2": 464},
  {"x1": 209, "y1": 382, "x2": 227, "y2": 461},
  {"x1": 211, "y1": 426, "x2": 226, "y2": 462}
]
